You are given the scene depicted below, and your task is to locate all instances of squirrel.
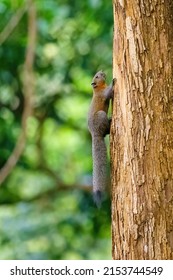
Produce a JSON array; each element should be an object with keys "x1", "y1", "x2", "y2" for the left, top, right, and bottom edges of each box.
[{"x1": 88, "y1": 70, "x2": 115, "y2": 207}]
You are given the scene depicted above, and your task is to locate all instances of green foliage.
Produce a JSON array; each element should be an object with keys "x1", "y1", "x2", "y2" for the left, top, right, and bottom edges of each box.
[{"x1": 0, "y1": 0, "x2": 113, "y2": 259}]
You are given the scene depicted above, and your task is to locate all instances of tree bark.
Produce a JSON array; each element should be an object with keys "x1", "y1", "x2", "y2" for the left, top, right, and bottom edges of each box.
[{"x1": 111, "y1": 0, "x2": 173, "y2": 259}]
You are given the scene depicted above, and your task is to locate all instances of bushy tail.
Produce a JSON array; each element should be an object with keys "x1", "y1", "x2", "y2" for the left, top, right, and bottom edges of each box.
[{"x1": 92, "y1": 135, "x2": 107, "y2": 208}]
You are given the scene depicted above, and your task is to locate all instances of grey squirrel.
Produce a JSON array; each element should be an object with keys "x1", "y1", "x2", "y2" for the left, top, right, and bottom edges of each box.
[{"x1": 88, "y1": 70, "x2": 115, "y2": 207}]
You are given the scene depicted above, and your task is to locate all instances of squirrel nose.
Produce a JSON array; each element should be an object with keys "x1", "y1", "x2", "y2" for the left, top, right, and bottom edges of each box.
[{"x1": 91, "y1": 82, "x2": 96, "y2": 86}]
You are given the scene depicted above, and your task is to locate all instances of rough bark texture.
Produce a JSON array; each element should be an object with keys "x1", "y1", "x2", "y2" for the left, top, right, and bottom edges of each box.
[{"x1": 111, "y1": 0, "x2": 173, "y2": 259}]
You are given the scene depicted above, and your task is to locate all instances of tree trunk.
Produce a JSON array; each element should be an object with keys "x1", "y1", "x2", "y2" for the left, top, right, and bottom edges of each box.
[{"x1": 111, "y1": 0, "x2": 173, "y2": 260}]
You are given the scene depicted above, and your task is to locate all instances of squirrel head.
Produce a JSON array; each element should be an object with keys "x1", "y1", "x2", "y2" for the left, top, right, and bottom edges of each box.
[{"x1": 91, "y1": 70, "x2": 107, "y2": 89}]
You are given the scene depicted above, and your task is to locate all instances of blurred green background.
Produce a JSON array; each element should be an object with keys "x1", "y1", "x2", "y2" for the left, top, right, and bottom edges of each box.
[{"x1": 0, "y1": 0, "x2": 113, "y2": 259}]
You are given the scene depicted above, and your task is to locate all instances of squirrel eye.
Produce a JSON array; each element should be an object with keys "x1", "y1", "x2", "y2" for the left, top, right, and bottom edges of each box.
[{"x1": 95, "y1": 75, "x2": 98, "y2": 78}]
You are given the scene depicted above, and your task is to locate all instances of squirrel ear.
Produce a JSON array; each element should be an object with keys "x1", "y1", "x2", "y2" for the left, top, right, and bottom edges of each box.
[{"x1": 101, "y1": 71, "x2": 106, "y2": 79}]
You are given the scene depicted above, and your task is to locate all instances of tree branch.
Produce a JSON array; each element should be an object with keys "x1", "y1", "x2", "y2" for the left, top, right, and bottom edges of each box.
[
  {"x1": 0, "y1": 1, "x2": 29, "y2": 45},
  {"x1": 0, "y1": 0, "x2": 37, "y2": 185}
]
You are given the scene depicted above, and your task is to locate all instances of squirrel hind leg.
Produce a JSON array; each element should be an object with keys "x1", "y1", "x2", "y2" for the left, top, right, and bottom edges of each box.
[
  {"x1": 93, "y1": 190, "x2": 103, "y2": 208},
  {"x1": 95, "y1": 110, "x2": 110, "y2": 137},
  {"x1": 104, "y1": 118, "x2": 111, "y2": 136}
]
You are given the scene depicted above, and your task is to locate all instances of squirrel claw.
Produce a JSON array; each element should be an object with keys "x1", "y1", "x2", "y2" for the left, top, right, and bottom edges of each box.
[{"x1": 112, "y1": 78, "x2": 117, "y2": 85}]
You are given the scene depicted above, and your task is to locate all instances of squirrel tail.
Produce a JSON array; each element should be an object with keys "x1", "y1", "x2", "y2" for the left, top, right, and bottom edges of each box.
[{"x1": 92, "y1": 135, "x2": 107, "y2": 208}]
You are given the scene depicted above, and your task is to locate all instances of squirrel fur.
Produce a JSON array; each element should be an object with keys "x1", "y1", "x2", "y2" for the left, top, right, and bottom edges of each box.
[{"x1": 88, "y1": 70, "x2": 115, "y2": 207}]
